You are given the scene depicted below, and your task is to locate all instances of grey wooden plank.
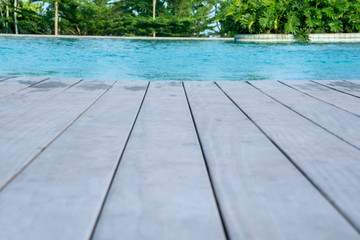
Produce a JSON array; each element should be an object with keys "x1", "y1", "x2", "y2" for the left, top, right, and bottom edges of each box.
[
  {"x1": 217, "y1": 81, "x2": 360, "y2": 233},
  {"x1": 184, "y1": 81, "x2": 359, "y2": 240},
  {"x1": 250, "y1": 81, "x2": 360, "y2": 150},
  {"x1": 281, "y1": 80, "x2": 360, "y2": 116},
  {"x1": 312, "y1": 80, "x2": 360, "y2": 98},
  {"x1": 0, "y1": 80, "x2": 115, "y2": 190},
  {"x1": 0, "y1": 81, "x2": 148, "y2": 240},
  {"x1": 346, "y1": 80, "x2": 360, "y2": 86},
  {"x1": 0, "y1": 78, "x2": 82, "y2": 126},
  {"x1": 0, "y1": 76, "x2": 48, "y2": 98},
  {"x1": 92, "y1": 81, "x2": 226, "y2": 240}
]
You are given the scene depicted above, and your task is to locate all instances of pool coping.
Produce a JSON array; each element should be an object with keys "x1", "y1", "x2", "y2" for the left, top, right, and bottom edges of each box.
[
  {"x1": 0, "y1": 34, "x2": 234, "y2": 41},
  {"x1": 0, "y1": 33, "x2": 360, "y2": 43},
  {"x1": 2, "y1": 33, "x2": 360, "y2": 42},
  {"x1": 235, "y1": 33, "x2": 360, "y2": 43}
]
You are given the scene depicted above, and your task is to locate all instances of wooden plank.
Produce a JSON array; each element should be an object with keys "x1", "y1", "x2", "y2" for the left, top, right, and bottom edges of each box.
[
  {"x1": 0, "y1": 81, "x2": 148, "y2": 240},
  {"x1": 346, "y1": 80, "x2": 360, "y2": 86},
  {"x1": 312, "y1": 80, "x2": 360, "y2": 98},
  {"x1": 281, "y1": 80, "x2": 360, "y2": 116},
  {"x1": 0, "y1": 78, "x2": 82, "y2": 126},
  {"x1": 184, "y1": 81, "x2": 359, "y2": 240},
  {"x1": 92, "y1": 81, "x2": 226, "y2": 240},
  {"x1": 217, "y1": 81, "x2": 360, "y2": 232},
  {"x1": 0, "y1": 80, "x2": 115, "y2": 190},
  {"x1": 0, "y1": 76, "x2": 48, "y2": 98},
  {"x1": 250, "y1": 81, "x2": 360, "y2": 150}
]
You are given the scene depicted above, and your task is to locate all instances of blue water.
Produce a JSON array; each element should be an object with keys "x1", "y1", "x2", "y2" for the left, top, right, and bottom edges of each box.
[{"x1": 0, "y1": 37, "x2": 359, "y2": 81}]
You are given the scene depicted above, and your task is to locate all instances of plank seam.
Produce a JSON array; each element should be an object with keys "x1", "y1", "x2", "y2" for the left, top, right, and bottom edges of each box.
[
  {"x1": 88, "y1": 81, "x2": 150, "y2": 240},
  {"x1": 279, "y1": 81, "x2": 360, "y2": 117},
  {"x1": 311, "y1": 80, "x2": 360, "y2": 99},
  {"x1": 0, "y1": 79, "x2": 84, "y2": 128},
  {"x1": 247, "y1": 81, "x2": 360, "y2": 151},
  {"x1": 0, "y1": 76, "x2": 16, "y2": 82},
  {"x1": 65, "y1": 79, "x2": 84, "y2": 90},
  {"x1": 0, "y1": 77, "x2": 50, "y2": 99},
  {"x1": 0, "y1": 81, "x2": 117, "y2": 192},
  {"x1": 215, "y1": 81, "x2": 360, "y2": 235},
  {"x1": 182, "y1": 82, "x2": 230, "y2": 240}
]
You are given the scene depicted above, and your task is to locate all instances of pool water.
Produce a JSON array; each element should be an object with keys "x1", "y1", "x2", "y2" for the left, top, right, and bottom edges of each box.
[{"x1": 0, "y1": 37, "x2": 359, "y2": 81}]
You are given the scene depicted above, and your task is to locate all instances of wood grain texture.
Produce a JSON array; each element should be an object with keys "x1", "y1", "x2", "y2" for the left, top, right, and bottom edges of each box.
[
  {"x1": 0, "y1": 76, "x2": 48, "y2": 98},
  {"x1": 281, "y1": 80, "x2": 360, "y2": 116},
  {"x1": 184, "y1": 81, "x2": 359, "y2": 240},
  {"x1": 218, "y1": 81, "x2": 360, "y2": 233},
  {"x1": 0, "y1": 78, "x2": 81, "y2": 126},
  {"x1": 250, "y1": 81, "x2": 360, "y2": 150},
  {"x1": 92, "y1": 81, "x2": 226, "y2": 240},
  {"x1": 0, "y1": 80, "x2": 115, "y2": 190},
  {"x1": 0, "y1": 81, "x2": 148, "y2": 240},
  {"x1": 312, "y1": 80, "x2": 360, "y2": 98},
  {"x1": 346, "y1": 80, "x2": 360, "y2": 86}
]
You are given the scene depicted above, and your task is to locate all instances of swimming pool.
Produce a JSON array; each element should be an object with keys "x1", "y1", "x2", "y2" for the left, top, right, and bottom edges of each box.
[{"x1": 0, "y1": 37, "x2": 359, "y2": 81}]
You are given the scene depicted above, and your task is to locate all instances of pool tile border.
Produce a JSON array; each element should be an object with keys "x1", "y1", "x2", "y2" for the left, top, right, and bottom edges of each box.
[{"x1": 234, "y1": 33, "x2": 360, "y2": 43}]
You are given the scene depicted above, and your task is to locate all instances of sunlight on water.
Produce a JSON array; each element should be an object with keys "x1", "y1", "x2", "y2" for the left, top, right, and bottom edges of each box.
[{"x1": 0, "y1": 37, "x2": 359, "y2": 81}]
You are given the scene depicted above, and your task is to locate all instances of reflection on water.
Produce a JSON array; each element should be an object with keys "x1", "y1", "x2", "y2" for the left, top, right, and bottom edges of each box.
[{"x1": 0, "y1": 37, "x2": 359, "y2": 81}]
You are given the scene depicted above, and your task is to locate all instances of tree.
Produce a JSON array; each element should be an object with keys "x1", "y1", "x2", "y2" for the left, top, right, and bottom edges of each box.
[
  {"x1": 153, "y1": 0, "x2": 156, "y2": 36},
  {"x1": 54, "y1": 1, "x2": 58, "y2": 35},
  {"x1": 14, "y1": 0, "x2": 18, "y2": 33}
]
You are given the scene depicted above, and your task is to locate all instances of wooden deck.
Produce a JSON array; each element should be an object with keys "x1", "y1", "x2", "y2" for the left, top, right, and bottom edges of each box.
[{"x1": 0, "y1": 76, "x2": 360, "y2": 240}]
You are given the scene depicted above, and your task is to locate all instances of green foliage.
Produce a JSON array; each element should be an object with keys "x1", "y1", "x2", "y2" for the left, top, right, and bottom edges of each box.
[
  {"x1": 0, "y1": 0, "x2": 359, "y2": 36},
  {"x1": 217, "y1": 0, "x2": 360, "y2": 37},
  {"x1": 0, "y1": 0, "x2": 218, "y2": 36},
  {"x1": 18, "y1": 1, "x2": 51, "y2": 34},
  {"x1": 284, "y1": 14, "x2": 300, "y2": 34},
  {"x1": 293, "y1": 29, "x2": 310, "y2": 42}
]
